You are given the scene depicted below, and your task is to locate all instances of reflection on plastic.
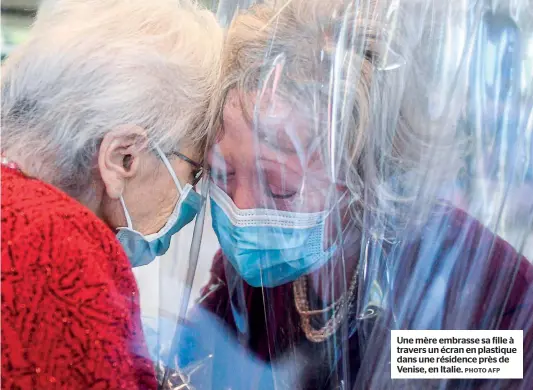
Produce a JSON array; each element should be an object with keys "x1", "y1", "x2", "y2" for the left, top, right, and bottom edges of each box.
[{"x1": 155, "y1": 0, "x2": 533, "y2": 389}]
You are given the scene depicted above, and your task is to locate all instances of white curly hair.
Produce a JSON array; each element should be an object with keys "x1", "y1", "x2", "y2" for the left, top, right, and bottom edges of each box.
[{"x1": 2, "y1": 0, "x2": 223, "y2": 199}]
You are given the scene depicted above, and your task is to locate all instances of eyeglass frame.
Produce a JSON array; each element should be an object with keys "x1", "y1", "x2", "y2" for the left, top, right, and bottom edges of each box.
[{"x1": 171, "y1": 151, "x2": 204, "y2": 186}]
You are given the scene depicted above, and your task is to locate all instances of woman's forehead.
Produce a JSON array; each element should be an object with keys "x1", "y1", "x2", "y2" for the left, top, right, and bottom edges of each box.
[{"x1": 221, "y1": 90, "x2": 315, "y2": 154}]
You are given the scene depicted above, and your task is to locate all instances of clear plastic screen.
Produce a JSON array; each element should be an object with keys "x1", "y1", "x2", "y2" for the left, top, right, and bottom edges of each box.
[
  {"x1": 160, "y1": 0, "x2": 533, "y2": 389},
  {"x1": 132, "y1": 177, "x2": 217, "y2": 387}
]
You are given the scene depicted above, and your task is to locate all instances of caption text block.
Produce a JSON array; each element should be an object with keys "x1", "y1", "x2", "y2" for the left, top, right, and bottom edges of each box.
[{"x1": 391, "y1": 330, "x2": 523, "y2": 379}]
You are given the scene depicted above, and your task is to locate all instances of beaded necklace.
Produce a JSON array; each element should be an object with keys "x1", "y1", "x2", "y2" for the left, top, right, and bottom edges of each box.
[{"x1": 293, "y1": 265, "x2": 359, "y2": 343}]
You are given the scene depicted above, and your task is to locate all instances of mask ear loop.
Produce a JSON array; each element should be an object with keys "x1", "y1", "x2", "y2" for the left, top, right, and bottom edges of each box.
[
  {"x1": 118, "y1": 145, "x2": 184, "y2": 231},
  {"x1": 119, "y1": 195, "x2": 134, "y2": 229},
  {"x1": 154, "y1": 145, "x2": 184, "y2": 195}
]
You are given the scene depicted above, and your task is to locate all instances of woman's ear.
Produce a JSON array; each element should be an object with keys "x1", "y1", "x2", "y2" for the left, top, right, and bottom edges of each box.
[{"x1": 98, "y1": 125, "x2": 148, "y2": 199}]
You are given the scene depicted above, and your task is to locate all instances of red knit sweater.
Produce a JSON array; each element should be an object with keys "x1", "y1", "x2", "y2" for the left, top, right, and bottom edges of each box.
[{"x1": 1, "y1": 165, "x2": 157, "y2": 389}]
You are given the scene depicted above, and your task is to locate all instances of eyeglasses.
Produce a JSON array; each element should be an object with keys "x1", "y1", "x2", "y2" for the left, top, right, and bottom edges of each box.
[{"x1": 172, "y1": 151, "x2": 204, "y2": 186}]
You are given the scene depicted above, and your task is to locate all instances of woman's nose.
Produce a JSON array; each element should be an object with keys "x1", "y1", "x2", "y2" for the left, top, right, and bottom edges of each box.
[{"x1": 231, "y1": 185, "x2": 257, "y2": 210}]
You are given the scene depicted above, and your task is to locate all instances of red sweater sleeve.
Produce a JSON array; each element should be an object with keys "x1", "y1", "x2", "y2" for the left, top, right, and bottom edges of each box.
[{"x1": 1, "y1": 169, "x2": 157, "y2": 389}]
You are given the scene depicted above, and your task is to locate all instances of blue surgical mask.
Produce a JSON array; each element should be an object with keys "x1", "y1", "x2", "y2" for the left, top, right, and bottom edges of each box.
[
  {"x1": 209, "y1": 184, "x2": 337, "y2": 288},
  {"x1": 117, "y1": 146, "x2": 202, "y2": 267}
]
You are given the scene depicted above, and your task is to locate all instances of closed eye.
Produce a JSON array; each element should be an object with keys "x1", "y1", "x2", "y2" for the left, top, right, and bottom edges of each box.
[
  {"x1": 267, "y1": 184, "x2": 297, "y2": 199},
  {"x1": 270, "y1": 191, "x2": 297, "y2": 199}
]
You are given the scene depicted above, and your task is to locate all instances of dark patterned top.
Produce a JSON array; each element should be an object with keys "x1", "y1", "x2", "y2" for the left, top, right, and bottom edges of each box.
[
  {"x1": 192, "y1": 207, "x2": 533, "y2": 389},
  {"x1": 1, "y1": 165, "x2": 157, "y2": 389}
]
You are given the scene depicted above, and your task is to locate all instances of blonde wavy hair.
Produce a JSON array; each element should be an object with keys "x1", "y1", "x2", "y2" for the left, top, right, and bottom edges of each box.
[{"x1": 213, "y1": 0, "x2": 463, "y2": 236}]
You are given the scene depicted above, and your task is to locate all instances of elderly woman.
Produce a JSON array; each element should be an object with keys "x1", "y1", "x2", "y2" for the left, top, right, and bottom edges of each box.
[
  {"x1": 1, "y1": 0, "x2": 221, "y2": 388},
  {"x1": 173, "y1": 1, "x2": 533, "y2": 389}
]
